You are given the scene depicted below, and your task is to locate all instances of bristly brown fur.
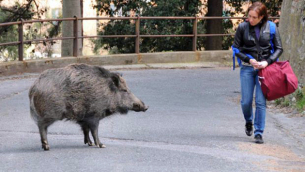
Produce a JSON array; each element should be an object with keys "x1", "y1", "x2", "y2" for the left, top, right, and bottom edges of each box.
[{"x1": 29, "y1": 63, "x2": 148, "y2": 150}]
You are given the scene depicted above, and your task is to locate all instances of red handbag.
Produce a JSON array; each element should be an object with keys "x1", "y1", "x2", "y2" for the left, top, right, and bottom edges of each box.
[{"x1": 258, "y1": 61, "x2": 298, "y2": 101}]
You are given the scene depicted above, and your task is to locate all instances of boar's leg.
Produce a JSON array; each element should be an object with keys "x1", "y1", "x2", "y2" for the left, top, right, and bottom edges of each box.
[
  {"x1": 79, "y1": 123, "x2": 93, "y2": 146},
  {"x1": 37, "y1": 120, "x2": 54, "y2": 151},
  {"x1": 88, "y1": 120, "x2": 106, "y2": 148}
]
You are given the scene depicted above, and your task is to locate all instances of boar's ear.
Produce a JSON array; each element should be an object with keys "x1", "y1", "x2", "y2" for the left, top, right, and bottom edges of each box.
[
  {"x1": 110, "y1": 73, "x2": 120, "y2": 88},
  {"x1": 94, "y1": 66, "x2": 110, "y2": 78},
  {"x1": 112, "y1": 72, "x2": 123, "y2": 77}
]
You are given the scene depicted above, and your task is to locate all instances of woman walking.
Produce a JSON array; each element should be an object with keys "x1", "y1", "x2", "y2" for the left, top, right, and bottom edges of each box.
[{"x1": 232, "y1": 2, "x2": 283, "y2": 143}]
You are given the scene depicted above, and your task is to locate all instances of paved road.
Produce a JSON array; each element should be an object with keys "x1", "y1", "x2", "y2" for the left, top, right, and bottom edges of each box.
[{"x1": 0, "y1": 67, "x2": 304, "y2": 172}]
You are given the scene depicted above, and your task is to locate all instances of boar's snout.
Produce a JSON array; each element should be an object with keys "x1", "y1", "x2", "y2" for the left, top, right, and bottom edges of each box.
[{"x1": 132, "y1": 102, "x2": 149, "y2": 112}]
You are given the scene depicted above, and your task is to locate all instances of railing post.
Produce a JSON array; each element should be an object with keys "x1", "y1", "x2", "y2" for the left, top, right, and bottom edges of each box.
[
  {"x1": 18, "y1": 20, "x2": 24, "y2": 61},
  {"x1": 135, "y1": 16, "x2": 140, "y2": 54},
  {"x1": 73, "y1": 16, "x2": 78, "y2": 57},
  {"x1": 192, "y1": 16, "x2": 197, "y2": 51}
]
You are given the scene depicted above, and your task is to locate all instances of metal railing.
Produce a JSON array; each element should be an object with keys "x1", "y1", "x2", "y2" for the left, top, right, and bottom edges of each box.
[{"x1": 0, "y1": 16, "x2": 280, "y2": 61}]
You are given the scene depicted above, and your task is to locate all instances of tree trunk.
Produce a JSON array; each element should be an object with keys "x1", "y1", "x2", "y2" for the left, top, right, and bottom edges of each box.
[
  {"x1": 205, "y1": 0, "x2": 223, "y2": 50},
  {"x1": 279, "y1": 0, "x2": 305, "y2": 84},
  {"x1": 62, "y1": 0, "x2": 82, "y2": 57}
]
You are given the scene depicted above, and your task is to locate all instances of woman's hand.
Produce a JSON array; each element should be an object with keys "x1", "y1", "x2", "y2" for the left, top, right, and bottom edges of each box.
[
  {"x1": 257, "y1": 61, "x2": 268, "y2": 69},
  {"x1": 250, "y1": 59, "x2": 268, "y2": 69},
  {"x1": 249, "y1": 59, "x2": 260, "y2": 69}
]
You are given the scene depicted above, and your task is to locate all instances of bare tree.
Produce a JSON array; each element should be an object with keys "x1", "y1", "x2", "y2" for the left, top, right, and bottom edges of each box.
[
  {"x1": 62, "y1": 0, "x2": 82, "y2": 57},
  {"x1": 205, "y1": 0, "x2": 223, "y2": 50},
  {"x1": 279, "y1": 0, "x2": 305, "y2": 84}
]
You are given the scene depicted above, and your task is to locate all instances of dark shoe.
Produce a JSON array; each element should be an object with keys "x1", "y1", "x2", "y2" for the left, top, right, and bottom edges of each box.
[
  {"x1": 245, "y1": 122, "x2": 253, "y2": 136},
  {"x1": 254, "y1": 134, "x2": 264, "y2": 144}
]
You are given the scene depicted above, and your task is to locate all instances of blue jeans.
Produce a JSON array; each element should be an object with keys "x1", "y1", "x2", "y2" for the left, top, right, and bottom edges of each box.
[{"x1": 240, "y1": 65, "x2": 266, "y2": 136}]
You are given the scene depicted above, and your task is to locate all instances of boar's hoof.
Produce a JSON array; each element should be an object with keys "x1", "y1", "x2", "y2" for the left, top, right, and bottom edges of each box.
[
  {"x1": 42, "y1": 144, "x2": 50, "y2": 151},
  {"x1": 85, "y1": 140, "x2": 94, "y2": 146},
  {"x1": 98, "y1": 144, "x2": 106, "y2": 148}
]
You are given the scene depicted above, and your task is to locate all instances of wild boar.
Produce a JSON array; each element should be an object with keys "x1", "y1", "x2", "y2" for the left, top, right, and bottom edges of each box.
[{"x1": 29, "y1": 63, "x2": 148, "y2": 150}]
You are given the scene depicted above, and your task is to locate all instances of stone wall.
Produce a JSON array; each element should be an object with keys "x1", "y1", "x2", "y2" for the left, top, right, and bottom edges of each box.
[{"x1": 0, "y1": 51, "x2": 232, "y2": 76}]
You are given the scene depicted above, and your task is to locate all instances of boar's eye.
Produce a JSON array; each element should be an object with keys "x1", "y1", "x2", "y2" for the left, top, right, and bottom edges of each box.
[{"x1": 122, "y1": 89, "x2": 128, "y2": 92}]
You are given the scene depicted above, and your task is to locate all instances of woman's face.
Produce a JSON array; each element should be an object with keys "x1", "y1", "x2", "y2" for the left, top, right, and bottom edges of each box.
[{"x1": 248, "y1": 10, "x2": 263, "y2": 26}]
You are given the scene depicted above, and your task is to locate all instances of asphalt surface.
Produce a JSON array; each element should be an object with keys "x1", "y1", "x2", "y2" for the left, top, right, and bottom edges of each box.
[{"x1": 0, "y1": 65, "x2": 304, "y2": 172}]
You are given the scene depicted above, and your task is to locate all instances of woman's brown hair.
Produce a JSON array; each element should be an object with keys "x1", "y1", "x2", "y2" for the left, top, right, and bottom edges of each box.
[{"x1": 248, "y1": 2, "x2": 269, "y2": 24}]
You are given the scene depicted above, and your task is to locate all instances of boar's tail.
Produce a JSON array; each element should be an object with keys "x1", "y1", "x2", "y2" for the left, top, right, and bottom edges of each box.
[
  {"x1": 29, "y1": 91, "x2": 39, "y2": 124},
  {"x1": 30, "y1": 106, "x2": 39, "y2": 123}
]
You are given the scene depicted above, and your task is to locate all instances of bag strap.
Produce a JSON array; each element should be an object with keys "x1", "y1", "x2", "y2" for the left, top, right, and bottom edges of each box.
[
  {"x1": 232, "y1": 46, "x2": 255, "y2": 70},
  {"x1": 268, "y1": 21, "x2": 276, "y2": 54}
]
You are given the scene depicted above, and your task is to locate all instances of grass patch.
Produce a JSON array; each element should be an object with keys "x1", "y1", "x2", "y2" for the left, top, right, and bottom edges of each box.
[
  {"x1": 296, "y1": 98, "x2": 305, "y2": 111},
  {"x1": 295, "y1": 88, "x2": 305, "y2": 111},
  {"x1": 272, "y1": 87, "x2": 305, "y2": 113}
]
